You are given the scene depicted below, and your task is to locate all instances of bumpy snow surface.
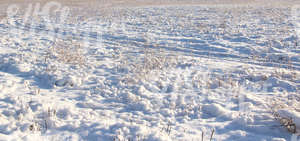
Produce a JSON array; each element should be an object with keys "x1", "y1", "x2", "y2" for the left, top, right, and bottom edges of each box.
[{"x1": 0, "y1": 3, "x2": 300, "y2": 141}]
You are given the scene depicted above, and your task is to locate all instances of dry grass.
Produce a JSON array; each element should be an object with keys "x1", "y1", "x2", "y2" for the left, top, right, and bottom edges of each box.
[
  {"x1": 48, "y1": 38, "x2": 86, "y2": 65},
  {"x1": 273, "y1": 111, "x2": 297, "y2": 134},
  {"x1": 118, "y1": 47, "x2": 178, "y2": 85}
]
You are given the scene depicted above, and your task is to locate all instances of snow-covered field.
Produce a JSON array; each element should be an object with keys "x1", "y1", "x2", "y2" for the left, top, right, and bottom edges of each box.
[{"x1": 0, "y1": 1, "x2": 300, "y2": 141}]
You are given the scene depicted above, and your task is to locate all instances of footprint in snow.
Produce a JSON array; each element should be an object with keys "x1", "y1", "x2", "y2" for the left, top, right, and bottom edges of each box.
[{"x1": 55, "y1": 79, "x2": 74, "y2": 87}]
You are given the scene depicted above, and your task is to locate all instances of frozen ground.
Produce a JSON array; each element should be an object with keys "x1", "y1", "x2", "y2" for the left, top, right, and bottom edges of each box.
[{"x1": 0, "y1": 1, "x2": 300, "y2": 141}]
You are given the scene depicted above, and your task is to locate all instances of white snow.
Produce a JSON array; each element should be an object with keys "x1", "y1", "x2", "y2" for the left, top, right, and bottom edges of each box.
[{"x1": 0, "y1": 1, "x2": 299, "y2": 141}]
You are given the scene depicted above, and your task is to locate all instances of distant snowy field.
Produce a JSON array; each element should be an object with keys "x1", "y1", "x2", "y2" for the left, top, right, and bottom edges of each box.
[{"x1": 0, "y1": 1, "x2": 300, "y2": 141}]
